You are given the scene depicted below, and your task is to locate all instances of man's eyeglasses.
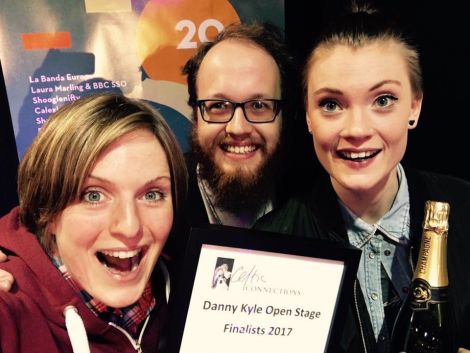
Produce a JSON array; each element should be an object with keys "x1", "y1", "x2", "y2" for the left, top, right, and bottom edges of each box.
[{"x1": 196, "y1": 99, "x2": 282, "y2": 123}]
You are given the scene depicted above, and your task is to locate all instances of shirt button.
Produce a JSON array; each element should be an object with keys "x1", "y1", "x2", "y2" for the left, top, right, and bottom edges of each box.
[
  {"x1": 384, "y1": 249, "x2": 391, "y2": 256},
  {"x1": 379, "y1": 334, "x2": 387, "y2": 342},
  {"x1": 371, "y1": 293, "x2": 378, "y2": 300},
  {"x1": 369, "y1": 252, "x2": 376, "y2": 259}
]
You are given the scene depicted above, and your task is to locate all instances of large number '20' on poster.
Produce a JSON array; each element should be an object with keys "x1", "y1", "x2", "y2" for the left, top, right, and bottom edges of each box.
[{"x1": 0, "y1": 0, "x2": 284, "y2": 157}]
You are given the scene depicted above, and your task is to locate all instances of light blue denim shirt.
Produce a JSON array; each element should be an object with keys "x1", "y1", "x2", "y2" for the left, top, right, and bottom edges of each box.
[{"x1": 339, "y1": 164, "x2": 412, "y2": 353}]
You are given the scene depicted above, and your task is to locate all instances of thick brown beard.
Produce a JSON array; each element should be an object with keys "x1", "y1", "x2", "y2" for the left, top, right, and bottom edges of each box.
[{"x1": 190, "y1": 127, "x2": 282, "y2": 213}]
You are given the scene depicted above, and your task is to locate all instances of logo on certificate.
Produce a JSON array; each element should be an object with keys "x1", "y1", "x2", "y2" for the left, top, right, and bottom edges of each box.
[{"x1": 212, "y1": 257, "x2": 234, "y2": 290}]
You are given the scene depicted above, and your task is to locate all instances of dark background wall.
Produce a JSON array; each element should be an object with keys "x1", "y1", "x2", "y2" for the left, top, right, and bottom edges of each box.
[
  {"x1": 1, "y1": 0, "x2": 469, "y2": 216},
  {"x1": 0, "y1": 64, "x2": 19, "y2": 216}
]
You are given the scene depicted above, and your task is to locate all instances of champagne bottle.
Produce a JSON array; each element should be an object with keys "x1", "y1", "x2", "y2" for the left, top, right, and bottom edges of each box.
[{"x1": 391, "y1": 201, "x2": 451, "y2": 353}]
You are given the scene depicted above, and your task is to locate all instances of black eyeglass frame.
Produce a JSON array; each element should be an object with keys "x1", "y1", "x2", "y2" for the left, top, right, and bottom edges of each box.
[{"x1": 196, "y1": 98, "x2": 282, "y2": 124}]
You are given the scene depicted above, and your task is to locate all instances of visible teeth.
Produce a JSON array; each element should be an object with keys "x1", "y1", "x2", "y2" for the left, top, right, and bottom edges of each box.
[
  {"x1": 97, "y1": 248, "x2": 143, "y2": 274},
  {"x1": 105, "y1": 262, "x2": 139, "y2": 274},
  {"x1": 351, "y1": 151, "x2": 365, "y2": 159},
  {"x1": 225, "y1": 145, "x2": 256, "y2": 154},
  {"x1": 101, "y1": 249, "x2": 141, "y2": 259},
  {"x1": 343, "y1": 151, "x2": 375, "y2": 160}
]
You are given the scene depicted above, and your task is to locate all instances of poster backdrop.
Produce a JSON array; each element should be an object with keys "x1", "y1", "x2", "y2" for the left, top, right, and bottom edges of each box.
[{"x1": 0, "y1": 0, "x2": 284, "y2": 158}]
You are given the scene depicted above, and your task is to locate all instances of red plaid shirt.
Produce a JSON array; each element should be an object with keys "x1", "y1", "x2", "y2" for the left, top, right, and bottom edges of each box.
[{"x1": 52, "y1": 256, "x2": 156, "y2": 337}]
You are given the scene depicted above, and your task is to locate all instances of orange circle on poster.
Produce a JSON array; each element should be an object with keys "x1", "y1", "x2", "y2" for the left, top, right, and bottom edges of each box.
[{"x1": 137, "y1": 0, "x2": 240, "y2": 84}]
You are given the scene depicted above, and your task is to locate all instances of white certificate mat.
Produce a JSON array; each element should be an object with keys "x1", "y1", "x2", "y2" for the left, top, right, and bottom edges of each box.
[{"x1": 168, "y1": 226, "x2": 360, "y2": 353}]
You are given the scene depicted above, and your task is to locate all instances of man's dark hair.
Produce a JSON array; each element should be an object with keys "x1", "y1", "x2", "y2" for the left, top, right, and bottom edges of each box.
[{"x1": 183, "y1": 22, "x2": 292, "y2": 109}]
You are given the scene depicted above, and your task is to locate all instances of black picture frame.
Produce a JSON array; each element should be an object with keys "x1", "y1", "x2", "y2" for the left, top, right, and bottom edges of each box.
[{"x1": 166, "y1": 225, "x2": 361, "y2": 353}]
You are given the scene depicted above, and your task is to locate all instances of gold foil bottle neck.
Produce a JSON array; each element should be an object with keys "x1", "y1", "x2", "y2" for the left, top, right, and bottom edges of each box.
[
  {"x1": 423, "y1": 201, "x2": 450, "y2": 232},
  {"x1": 414, "y1": 200, "x2": 450, "y2": 288}
]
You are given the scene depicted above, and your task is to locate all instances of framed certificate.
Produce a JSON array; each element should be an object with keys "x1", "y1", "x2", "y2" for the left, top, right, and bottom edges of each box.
[{"x1": 166, "y1": 226, "x2": 360, "y2": 353}]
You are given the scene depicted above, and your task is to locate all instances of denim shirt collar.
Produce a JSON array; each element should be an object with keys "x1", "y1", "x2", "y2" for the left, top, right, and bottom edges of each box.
[
  {"x1": 339, "y1": 164, "x2": 410, "y2": 247},
  {"x1": 338, "y1": 164, "x2": 412, "y2": 346}
]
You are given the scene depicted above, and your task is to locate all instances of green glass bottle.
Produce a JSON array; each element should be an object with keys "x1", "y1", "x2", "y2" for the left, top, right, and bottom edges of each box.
[{"x1": 391, "y1": 201, "x2": 451, "y2": 353}]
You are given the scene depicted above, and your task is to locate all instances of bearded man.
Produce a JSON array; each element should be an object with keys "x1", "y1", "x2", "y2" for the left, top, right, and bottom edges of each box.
[{"x1": 183, "y1": 22, "x2": 293, "y2": 228}]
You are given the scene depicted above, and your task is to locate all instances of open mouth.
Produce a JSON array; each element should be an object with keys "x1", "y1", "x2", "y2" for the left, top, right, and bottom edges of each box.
[
  {"x1": 338, "y1": 150, "x2": 381, "y2": 161},
  {"x1": 96, "y1": 248, "x2": 145, "y2": 274},
  {"x1": 221, "y1": 144, "x2": 257, "y2": 154}
]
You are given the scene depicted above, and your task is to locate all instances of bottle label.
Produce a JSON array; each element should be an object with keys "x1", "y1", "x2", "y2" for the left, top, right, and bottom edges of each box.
[
  {"x1": 414, "y1": 230, "x2": 448, "y2": 287},
  {"x1": 409, "y1": 278, "x2": 448, "y2": 310}
]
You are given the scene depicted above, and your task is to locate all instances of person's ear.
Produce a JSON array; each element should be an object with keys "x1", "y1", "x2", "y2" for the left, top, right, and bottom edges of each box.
[
  {"x1": 306, "y1": 112, "x2": 312, "y2": 134},
  {"x1": 408, "y1": 94, "x2": 423, "y2": 130}
]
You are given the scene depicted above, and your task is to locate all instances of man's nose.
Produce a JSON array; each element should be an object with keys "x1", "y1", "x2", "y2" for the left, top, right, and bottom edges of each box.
[{"x1": 225, "y1": 106, "x2": 253, "y2": 136}]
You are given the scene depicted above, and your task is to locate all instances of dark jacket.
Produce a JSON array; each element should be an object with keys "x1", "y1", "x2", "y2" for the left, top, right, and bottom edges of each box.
[
  {"x1": 255, "y1": 168, "x2": 470, "y2": 353},
  {"x1": 185, "y1": 152, "x2": 210, "y2": 227},
  {"x1": 0, "y1": 207, "x2": 168, "y2": 353},
  {"x1": 160, "y1": 153, "x2": 208, "y2": 285}
]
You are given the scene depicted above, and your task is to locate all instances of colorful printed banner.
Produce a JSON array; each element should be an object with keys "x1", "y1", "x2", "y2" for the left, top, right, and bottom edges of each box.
[{"x1": 0, "y1": 0, "x2": 284, "y2": 157}]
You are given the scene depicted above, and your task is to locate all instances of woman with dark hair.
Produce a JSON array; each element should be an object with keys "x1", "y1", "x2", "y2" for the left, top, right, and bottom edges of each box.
[{"x1": 256, "y1": 5, "x2": 470, "y2": 353}]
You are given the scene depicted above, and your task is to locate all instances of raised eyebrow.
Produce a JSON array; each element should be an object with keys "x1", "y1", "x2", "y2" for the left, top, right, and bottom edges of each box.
[
  {"x1": 369, "y1": 80, "x2": 402, "y2": 92},
  {"x1": 202, "y1": 98, "x2": 234, "y2": 105},
  {"x1": 244, "y1": 95, "x2": 277, "y2": 102},
  {"x1": 204, "y1": 98, "x2": 230, "y2": 102},
  {"x1": 312, "y1": 87, "x2": 343, "y2": 96},
  {"x1": 245, "y1": 98, "x2": 276, "y2": 102},
  {"x1": 143, "y1": 176, "x2": 172, "y2": 188},
  {"x1": 85, "y1": 175, "x2": 111, "y2": 186},
  {"x1": 86, "y1": 175, "x2": 171, "y2": 187},
  {"x1": 206, "y1": 94, "x2": 270, "y2": 102},
  {"x1": 203, "y1": 94, "x2": 233, "y2": 101}
]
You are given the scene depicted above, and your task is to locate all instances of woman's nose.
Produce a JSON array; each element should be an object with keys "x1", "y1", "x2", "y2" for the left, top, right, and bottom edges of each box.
[
  {"x1": 109, "y1": 200, "x2": 141, "y2": 238},
  {"x1": 340, "y1": 108, "x2": 373, "y2": 139}
]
